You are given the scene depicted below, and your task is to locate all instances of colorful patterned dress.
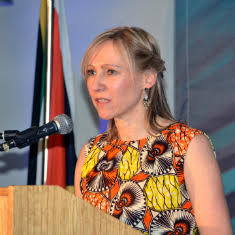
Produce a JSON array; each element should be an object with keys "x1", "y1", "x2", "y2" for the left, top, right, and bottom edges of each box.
[{"x1": 80, "y1": 123, "x2": 212, "y2": 234}]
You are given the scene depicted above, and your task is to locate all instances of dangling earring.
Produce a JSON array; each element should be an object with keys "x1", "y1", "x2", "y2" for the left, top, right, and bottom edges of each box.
[{"x1": 143, "y1": 88, "x2": 150, "y2": 109}]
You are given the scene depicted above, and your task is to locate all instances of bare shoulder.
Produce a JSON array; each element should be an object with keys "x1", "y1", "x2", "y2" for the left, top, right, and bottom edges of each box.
[
  {"x1": 74, "y1": 143, "x2": 88, "y2": 198},
  {"x1": 189, "y1": 132, "x2": 211, "y2": 144},
  {"x1": 187, "y1": 133, "x2": 215, "y2": 158},
  {"x1": 185, "y1": 133, "x2": 219, "y2": 189},
  {"x1": 79, "y1": 143, "x2": 87, "y2": 160},
  {"x1": 184, "y1": 134, "x2": 233, "y2": 234}
]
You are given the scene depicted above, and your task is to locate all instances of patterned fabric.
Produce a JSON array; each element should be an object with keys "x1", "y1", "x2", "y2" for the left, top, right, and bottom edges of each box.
[{"x1": 80, "y1": 123, "x2": 208, "y2": 235}]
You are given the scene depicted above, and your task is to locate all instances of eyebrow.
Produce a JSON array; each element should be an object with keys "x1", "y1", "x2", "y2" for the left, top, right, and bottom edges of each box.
[{"x1": 87, "y1": 64, "x2": 121, "y2": 68}]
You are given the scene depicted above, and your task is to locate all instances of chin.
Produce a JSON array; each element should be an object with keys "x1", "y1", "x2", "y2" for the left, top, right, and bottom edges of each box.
[
  {"x1": 98, "y1": 116, "x2": 112, "y2": 121},
  {"x1": 97, "y1": 112, "x2": 113, "y2": 120}
]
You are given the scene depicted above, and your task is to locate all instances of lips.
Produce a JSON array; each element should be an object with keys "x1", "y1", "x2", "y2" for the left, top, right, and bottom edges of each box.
[{"x1": 95, "y1": 98, "x2": 111, "y2": 104}]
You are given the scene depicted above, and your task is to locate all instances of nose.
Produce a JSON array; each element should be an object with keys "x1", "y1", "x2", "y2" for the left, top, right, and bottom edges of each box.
[{"x1": 89, "y1": 71, "x2": 106, "y2": 92}]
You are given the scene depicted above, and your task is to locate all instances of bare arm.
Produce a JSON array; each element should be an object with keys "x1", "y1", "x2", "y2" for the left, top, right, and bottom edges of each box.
[
  {"x1": 74, "y1": 144, "x2": 87, "y2": 199},
  {"x1": 184, "y1": 134, "x2": 233, "y2": 235}
]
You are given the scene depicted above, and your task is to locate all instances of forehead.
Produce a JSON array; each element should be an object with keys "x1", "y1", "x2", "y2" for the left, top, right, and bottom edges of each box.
[{"x1": 88, "y1": 40, "x2": 129, "y2": 66}]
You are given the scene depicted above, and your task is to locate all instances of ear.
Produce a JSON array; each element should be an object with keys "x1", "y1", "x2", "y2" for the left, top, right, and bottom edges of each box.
[{"x1": 143, "y1": 69, "x2": 157, "y2": 89}]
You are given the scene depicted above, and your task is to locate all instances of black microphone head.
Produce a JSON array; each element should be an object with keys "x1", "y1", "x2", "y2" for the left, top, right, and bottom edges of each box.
[{"x1": 54, "y1": 114, "x2": 73, "y2": 134}]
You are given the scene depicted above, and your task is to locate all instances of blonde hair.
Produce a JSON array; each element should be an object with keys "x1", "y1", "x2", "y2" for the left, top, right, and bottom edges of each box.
[{"x1": 81, "y1": 26, "x2": 175, "y2": 140}]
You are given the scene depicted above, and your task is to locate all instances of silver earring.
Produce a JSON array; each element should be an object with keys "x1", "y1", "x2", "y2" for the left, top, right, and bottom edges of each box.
[{"x1": 143, "y1": 88, "x2": 150, "y2": 109}]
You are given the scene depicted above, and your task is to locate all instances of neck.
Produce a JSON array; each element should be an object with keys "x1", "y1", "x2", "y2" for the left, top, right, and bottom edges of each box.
[
  {"x1": 113, "y1": 115, "x2": 175, "y2": 141},
  {"x1": 114, "y1": 114, "x2": 149, "y2": 141}
]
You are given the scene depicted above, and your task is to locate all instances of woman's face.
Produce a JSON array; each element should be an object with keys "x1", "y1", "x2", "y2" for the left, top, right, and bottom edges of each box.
[{"x1": 86, "y1": 40, "x2": 146, "y2": 121}]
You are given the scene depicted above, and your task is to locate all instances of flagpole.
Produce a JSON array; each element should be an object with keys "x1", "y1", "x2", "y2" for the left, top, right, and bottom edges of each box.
[{"x1": 43, "y1": 0, "x2": 54, "y2": 184}]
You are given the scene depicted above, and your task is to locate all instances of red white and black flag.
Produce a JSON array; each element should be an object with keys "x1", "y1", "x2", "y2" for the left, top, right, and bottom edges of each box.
[{"x1": 27, "y1": 0, "x2": 77, "y2": 191}]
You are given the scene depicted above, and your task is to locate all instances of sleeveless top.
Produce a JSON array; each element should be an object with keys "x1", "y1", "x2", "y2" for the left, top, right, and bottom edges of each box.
[{"x1": 80, "y1": 123, "x2": 212, "y2": 235}]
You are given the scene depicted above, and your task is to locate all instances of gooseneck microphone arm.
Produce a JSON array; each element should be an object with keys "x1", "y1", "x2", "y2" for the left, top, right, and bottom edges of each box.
[
  {"x1": 0, "y1": 123, "x2": 57, "y2": 152},
  {"x1": 0, "y1": 114, "x2": 73, "y2": 152}
]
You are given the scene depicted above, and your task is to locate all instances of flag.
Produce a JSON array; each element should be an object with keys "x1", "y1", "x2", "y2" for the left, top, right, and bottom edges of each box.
[
  {"x1": 27, "y1": 0, "x2": 47, "y2": 185},
  {"x1": 27, "y1": 0, "x2": 77, "y2": 190}
]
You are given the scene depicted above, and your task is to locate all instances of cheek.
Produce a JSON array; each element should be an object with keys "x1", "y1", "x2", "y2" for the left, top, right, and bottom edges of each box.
[
  {"x1": 114, "y1": 83, "x2": 143, "y2": 109},
  {"x1": 114, "y1": 77, "x2": 134, "y2": 92},
  {"x1": 86, "y1": 80, "x2": 93, "y2": 96},
  {"x1": 117, "y1": 78, "x2": 142, "y2": 98}
]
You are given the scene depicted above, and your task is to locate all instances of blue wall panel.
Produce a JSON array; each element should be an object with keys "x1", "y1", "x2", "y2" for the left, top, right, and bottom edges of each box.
[{"x1": 175, "y1": 0, "x2": 235, "y2": 231}]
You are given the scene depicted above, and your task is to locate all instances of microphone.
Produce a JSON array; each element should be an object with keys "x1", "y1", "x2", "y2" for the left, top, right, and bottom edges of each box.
[{"x1": 0, "y1": 114, "x2": 73, "y2": 152}]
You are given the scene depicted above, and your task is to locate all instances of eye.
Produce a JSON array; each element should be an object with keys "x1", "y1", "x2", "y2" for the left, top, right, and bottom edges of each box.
[
  {"x1": 107, "y1": 69, "x2": 116, "y2": 75},
  {"x1": 86, "y1": 69, "x2": 96, "y2": 76}
]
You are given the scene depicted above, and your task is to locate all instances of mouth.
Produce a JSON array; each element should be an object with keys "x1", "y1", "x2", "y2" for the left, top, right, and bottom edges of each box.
[{"x1": 95, "y1": 98, "x2": 111, "y2": 105}]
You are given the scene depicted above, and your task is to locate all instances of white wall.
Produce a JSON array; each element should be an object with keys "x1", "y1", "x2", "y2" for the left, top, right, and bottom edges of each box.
[
  {"x1": 0, "y1": 0, "x2": 174, "y2": 187},
  {"x1": 0, "y1": 1, "x2": 40, "y2": 186}
]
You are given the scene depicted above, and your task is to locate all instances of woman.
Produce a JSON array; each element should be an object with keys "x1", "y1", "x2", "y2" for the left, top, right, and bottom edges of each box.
[{"x1": 75, "y1": 26, "x2": 232, "y2": 235}]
